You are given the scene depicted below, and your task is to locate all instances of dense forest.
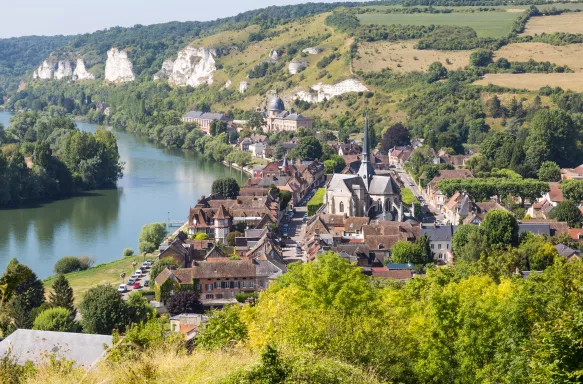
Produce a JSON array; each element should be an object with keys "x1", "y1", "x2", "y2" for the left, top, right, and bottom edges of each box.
[{"x1": 0, "y1": 113, "x2": 123, "y2": 206}]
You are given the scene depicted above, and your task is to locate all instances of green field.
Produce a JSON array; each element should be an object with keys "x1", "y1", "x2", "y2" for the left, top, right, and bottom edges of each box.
[
  {"x1": 44, "y1": 255, "x2": 151, "y2": 303},
  {"x1": 357, "y1": 12, "x2": 519, "y2": 38},
  {"x1": 401, "y1": 188, "x2": 419, "y2": 205}
]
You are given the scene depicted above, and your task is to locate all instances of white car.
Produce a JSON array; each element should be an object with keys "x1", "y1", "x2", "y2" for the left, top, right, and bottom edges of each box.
[
  {"x1": 117, "y1": 284, "x2": 127, "y2": 293},
  {"x1": 135, "y1": 270, "x2": 143, "y2": 277}
]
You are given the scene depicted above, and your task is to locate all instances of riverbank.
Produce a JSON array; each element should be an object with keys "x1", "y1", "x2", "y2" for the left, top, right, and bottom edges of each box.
[{"x1": 43, "y1": 254, "x2": 155, "y2": 303}]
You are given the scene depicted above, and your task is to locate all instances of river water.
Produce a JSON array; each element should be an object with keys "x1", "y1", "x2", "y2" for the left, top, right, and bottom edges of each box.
[{"x1": 0, "y1": 112, "x2": 245, "y2": 278}]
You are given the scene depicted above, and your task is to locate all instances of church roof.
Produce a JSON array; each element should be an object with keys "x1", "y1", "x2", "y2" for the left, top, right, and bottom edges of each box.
[
  {"x1": 268, "y1": 97, "x2": 285, "y2": 111},
  {"x1": 368, "y1": 175, "x2": 400, "y2": 196}
]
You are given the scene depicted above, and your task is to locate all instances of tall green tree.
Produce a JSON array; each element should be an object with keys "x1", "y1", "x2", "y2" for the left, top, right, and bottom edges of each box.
[
  {"x1": 537, "y1": 161, "x2": 561, "y2": 182},
  {"x1": 49, "y1": 274, "x2": 76, "y2": 317},
  {"x1": 549, "y1": 200, "x2": 583, "y2": 228},
  {"x1": 138, "y1": 222, "x2": 167, "y2": 253},
  {"x1": 33, "y1": 307, "x2": 78, "y2": 332},
  {"x1": 481, "y1": 210, "x2": 519, "y2": 246},
  {"x1": 292, "y1": 136, "x2": 322, "y2": 161},
  {"x1": 211, "y1": 177, "x2": 240, "y2": 199}
]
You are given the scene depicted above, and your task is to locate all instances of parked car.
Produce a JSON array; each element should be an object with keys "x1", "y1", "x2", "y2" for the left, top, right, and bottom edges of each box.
[
  {"x1": 133, "y1": 282, "x2": 141, "y2": 290},
  {"x1": 135, "y1": 270, "x2": 143, "y2": 277},
  {"x1": 127, "y1": 278, "x2": 136, "y2": 285},
  {"x1": 117, "y1": 284, "x2": 127, "y2": 293},
  {"x1": 144, "y1": 280, "x2": 150, "y2": 287}
]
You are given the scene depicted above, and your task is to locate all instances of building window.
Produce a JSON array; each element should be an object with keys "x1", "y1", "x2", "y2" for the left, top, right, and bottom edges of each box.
[
  {"x1": 206, "y1": 284, "x2": 213, "y2": 291},
  {"x1": 259, "y1": 280, "x2": 264, "y2": 288},
  {"x1": 446, "y1": 244, "x2": 449, "y2": 249},
  {"x1": 431, "y1": 244, "x2": 434, "y2": 249},
  {"x1": 438, "y1": 244, "x2": 442, "y2": 250},
  {"x1": 205, "y1": 294, "x2": 214, "y2": 299},
  {"x1": 249, "y1": 281, "x2": 255, "y2": 288},
  {"x1": 339, "y1": 202, "x2": 344, "y2": 213},
  {"x1": 242, "y1": 281, "x2": 246, "y2": 288}
]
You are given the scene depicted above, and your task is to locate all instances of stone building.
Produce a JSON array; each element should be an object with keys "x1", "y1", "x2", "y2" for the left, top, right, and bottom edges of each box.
[
  {"x1": 265, "y1": 96, "x2": 312, "y2": 132},
  {"x1": 325, "y1": 116, "x2": 401, "y2": 218},
  {"x1": 181, "y1": 111, "x2": 230, "y2": 135}
]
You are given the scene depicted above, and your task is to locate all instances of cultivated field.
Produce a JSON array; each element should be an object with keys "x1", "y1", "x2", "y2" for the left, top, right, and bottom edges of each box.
[
  {"x1": 354, "y1": 41, "x2": 472, "y2": 73},
  {"x1": 495, "y1": 42, "x2": 583, "y2": 72},
  {"x1": 473, "y1": 73, "x2": 583, "y2": 92},
  {"x1": 522, "y1": 13, "x2": 583, "y2": 35},
  {"x1": 356, "y1": 12, "x2": 519, "y2": 38}
]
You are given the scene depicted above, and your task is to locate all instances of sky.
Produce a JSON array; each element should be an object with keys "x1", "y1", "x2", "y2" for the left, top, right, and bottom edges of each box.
[{"x1": 0, "y1": 0, "x2": 363, "y2": 38}]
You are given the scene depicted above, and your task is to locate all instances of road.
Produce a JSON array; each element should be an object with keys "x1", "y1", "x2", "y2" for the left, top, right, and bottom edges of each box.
[
  {"x1": 119, "y1": 262, "x2": 152, "y2": 300},
  {"x1": 395, "y1": 168, "x2": 445, "y2": 223}
]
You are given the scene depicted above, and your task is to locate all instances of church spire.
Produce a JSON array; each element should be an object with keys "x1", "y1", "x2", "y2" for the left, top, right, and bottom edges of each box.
[{"x1": 357, "y1": 112, "x2": 375, "y2": 188}]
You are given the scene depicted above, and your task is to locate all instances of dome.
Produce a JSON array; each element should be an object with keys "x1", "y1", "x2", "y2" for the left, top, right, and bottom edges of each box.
[{"x1": 268, "y1": 96, "x2": 285, "y2": 111}]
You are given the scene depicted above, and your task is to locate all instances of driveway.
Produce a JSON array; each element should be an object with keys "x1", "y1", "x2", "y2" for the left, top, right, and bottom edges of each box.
[{"x1": 279, "y1": 204, "x2": 308, "y2": 262}]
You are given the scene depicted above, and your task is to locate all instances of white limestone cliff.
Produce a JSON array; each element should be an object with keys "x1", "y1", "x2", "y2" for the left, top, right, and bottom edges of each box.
[
  {"x1": 167, "y1": 47, "x2": 216, "y2": 87},
  {"x1": 288, "y1": 60, "x2": 307, "y2": 75},
  {"x1": 33, "y1": 59, "x2": 57, "y2": 80},
  {"x1": 153, "y1": 59, "x2": 174, "y2": 81},
  {"x1": 105, "y1": 48, "x2": 135, "y2": 83},
  {"x1": 73, "y1": 59, "x2": 95, "y2": 80},
  {"x1": 239, "y1": 81, "x2": 249, "y2": 93},
  {"x1": 302, "y1": 47, "x2": 321, "y2": 55},
  {"x1": 225, "y1": 80, "x2": 232, "y2": 88},
  {"x1": 294, "y1": 79, "x2": 368, "y2": 103},
  {"x1": 53, "y1": 61, "x2": 74, "y2": 80},
  {"x1": 269, "y1": 49, "x2": 280, "y2": 61}
]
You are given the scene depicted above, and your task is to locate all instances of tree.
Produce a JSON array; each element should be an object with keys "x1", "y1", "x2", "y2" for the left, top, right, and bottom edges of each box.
[
  {"x1": 524, "y1": 109, "x2": 578, "y2": 172},
  {"x1": 165, "y1": 291, "x2": 204, "y2": 315},
  {"x1": 194, "y1": 233, "x2": 209, "y2": 240},
  {"x1": 125, "y1": 292, "x2": 156, "y2": 326},
  {"x1": 150, "y1": 257, "x2": 180, "y2": 282},
  {"x1": 0, "y1": 258, "x2": 32, "y2": 305},
  {"x1": 481, "y1": 210, "x2": 519, "y2": 246},
  {"x1": 138, "y1": 222, "x2": 167, "y2": 253},
  {"x1": 226, "y1": 231, "x2": 243, "y2": 246},
  {"x1": 210, "y1": 119, "x2": 228, "y2": 136},
  {"x1": 324, "y1": 160, "x2": 335, "y2": 174},
  {"x1": 123, "y1": 248, "x2": 134, "y2": 257},
  {"x1": 457, "y1": 229, "x2": 489, "y2": 263},
  {"x1": 380, "y1": 123, "x2": 410, "y2": 154},
  {"x1": 246, "y1": 112, "x2": 265, "y2": 129},
  {"x1": 390, "y1": 241, "x2": 423, "y2": 264},
  {"x1": 292, "y1": 136, "x2": 322, "y2": 161},
  {"x1": 452, "y1": 225, "x2": 484, "y2": 255},
  {"x1": 538, "y1": 161, "x2": 561, "y2": 182},
  {"x1": 487, "y1": 95, "x2": 504, "y2": 118},
  {"x1": 9, "y1": 271, "x2": 45, "y2": 329},
  {"x1": 211, "y1": 177, "x2": 240, "y2": 199},
  {"x1": 470, "y1": 49, "x2": 493, "y2": 67},
  {"x1": 279, "y1": 190, "x2": 292, "y2": 210},
  {"x1": 49, "y1": 274, "x2": 76, "y2": 317},
  {"x1": 196, "y1": 305, "x2": 248, "y2": 349},
  {"x1": 273, "y1": 143, "x2": 286, "y2": 160},
  {"x1": 428, "y1": 61, "x2": 447, "y2": 82},
  {"x1": 32, "y1": 307, "x2": 78, "y2": 332},
  {"x1": 549, "y1": 200, "x2": 583, "y2": 228},
  {"x1": 79, "y1": 285, "x2": 127, "y2": 334},
  {"x1": 53, "y1": 256, "x2": 82, "y2": 274},
  {"x1": 562, "y1": 180, "x2": 583, "y2": 202}
]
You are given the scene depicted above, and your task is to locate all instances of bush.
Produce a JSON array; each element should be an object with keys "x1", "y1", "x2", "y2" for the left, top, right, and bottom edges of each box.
[
  {"x1": 307, "y1": 188, "x2": 326, "y2": 216},
  {"x1": 78, "y1": 256, "x2": 95, "y2": 270},
  {"x1": 166, "y1": 291, "x2": 204, "y2": 315},
  {"x1": 32, "y1": 307, "x2": 78, "y2": 332},
  {"x1": 53, "y1": 256, "x2": 82, "y2": 274},
  {"x1": 194, "y1": 233, "x2": 210, "y2": 240},
  {"x1": 123, "y1": 248, "x2": 134, "y2": 257},
  {"x1": 235, "y1": 292, "x2": 259, "y2": 303}
]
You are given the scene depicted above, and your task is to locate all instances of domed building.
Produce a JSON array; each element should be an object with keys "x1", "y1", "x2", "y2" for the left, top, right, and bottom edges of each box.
[{"x1": 265, "y1": 96, "x2": 313, "y2": 132}]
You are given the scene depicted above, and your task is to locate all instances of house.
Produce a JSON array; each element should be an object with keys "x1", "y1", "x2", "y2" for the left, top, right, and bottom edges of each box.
[
  {"x1": 154, "y1": 258, "x2": 284, "y2": 306},
  {"x1": 371, "y1": 266, "x2": 413, "y2": 280},
  {"x1": 181, "y1": 111, "x2": 230, "y2": 135},
  {"x1": 519, "y1": 219, "x2": 569, "y2": 237},
  {"x1": 265, "y1": 96, "x2": 313, "y2": 132},
  {"x1": 425, "y1": 169, "x2": 474, "y2": 210},
  {"x1": 518, "y1": 223, "x2": 551, "y2": 237},
  {"x1": 463, "y1": 200, "x2": 508, "y2": 225},
  {"x1": 249, "y1": 142, "x2": 267, "y2": 157},
  {"x1": 443, "y1": 191, "x2": 473, "y2": 225},
  {"x1": 388, "y1": 146, "x2": 413, "y2": 167},
  {"x1": 420, "y1": 224, "x2": 455, "y2": 264},
  {"x1": 555, "y1": 244, "x2": 581, "y2": 260},
  {"x1": 526, "y1": 199, "x2": 555, "y2": 220},
  {"x1": 568, "y1": 228, "x2": 583, "y2": 241},
  {"x1": 0, "y1": 330, "x2": 113, "y2": 369},
  {"x1": 561, "y1": 165, "x2": 583, "y2": 180},
  {"x1": 170, "y1": 314, "x2": 208, "y2": 341},
  {"x1": 438, "y1": 152, "x2": 471, "y2": 168}
]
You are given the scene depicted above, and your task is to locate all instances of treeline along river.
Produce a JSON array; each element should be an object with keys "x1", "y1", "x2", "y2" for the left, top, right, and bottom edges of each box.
[{"x1": 0, "y1": 111, "x2": 246, "y2": 278}]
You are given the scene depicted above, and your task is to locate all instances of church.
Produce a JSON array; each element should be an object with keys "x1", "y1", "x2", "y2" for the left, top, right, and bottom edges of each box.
[{"x1": 325, "y1": 116, "x2": 401, "y2": 218}]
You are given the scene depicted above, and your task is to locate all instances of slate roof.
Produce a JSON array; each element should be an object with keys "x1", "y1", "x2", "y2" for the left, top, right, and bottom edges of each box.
[
  {"x1": 283, "y1": 113, "x2": 310, "y2": 121},
  {"x1": 420, "y1": 224, "x2": 455, "y2": 241},
  {"x1": 518, "y1": 223, "x2": 550, "y2": 236},
  {"x1": 0, "y1": 330, "x2": 113, "y2": 368},
  {"x1": 182, "y1": 111, "x2": 229, "y2": 121},
  {"x1": 555, "y1": 243, "x2": 580, "y2": 258},
  {"x1": 428, "y1": 169, "x2": 474, "y2": 189}
]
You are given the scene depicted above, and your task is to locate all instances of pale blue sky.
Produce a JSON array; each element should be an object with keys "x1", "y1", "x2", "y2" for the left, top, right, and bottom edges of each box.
[{"x1": 1, "y1": 0, "x2": 363, "y2": 38}]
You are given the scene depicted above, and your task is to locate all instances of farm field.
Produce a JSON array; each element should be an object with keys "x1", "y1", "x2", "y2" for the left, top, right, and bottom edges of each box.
[
  {"x1": 522, "y1": 13, "x2": 583, "y2": 35},
  {"x1": 354, "y1": 41, "x2": 472, "y2": 73},
  {"x1": 494, "y1": 42, "x2": 583, "y2": 72},
  {"x1": 473, "y1": 73, "x2": 583, "y2": 92},
  {"x1": 356, "y1": 12, "x2": 519, "y2": 38}
]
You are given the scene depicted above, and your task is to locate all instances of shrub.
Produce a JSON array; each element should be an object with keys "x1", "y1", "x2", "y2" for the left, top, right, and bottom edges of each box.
[
  {"x1": 166, "y1": 291, "x2": 204, "y2": 315},
  {"x1": 235, "y1": 292, "x2": 259, "y2": 303},
  {"x1": 53, "y1": 256, "x2": 82, "y2": 274},
  {"x1": 194, "y1": 233, "x2": 210, "y2": 240},
  {"x1": 307, "y1": 188, "x2": 326, "y2": 216},
  {"x1": 32, "y1": 307, "x2": 78, "y2": 332},
  {"x1": 123, "y1": 248, "x2": 134, "y2": 257},
  {"x1": 78, "y1": 256, "x2": 95, "y2": 270}
]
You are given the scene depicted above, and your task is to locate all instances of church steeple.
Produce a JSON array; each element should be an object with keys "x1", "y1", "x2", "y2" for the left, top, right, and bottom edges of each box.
[{"x1": 358, "y1": 113, "x2": 375, "y2": 188}]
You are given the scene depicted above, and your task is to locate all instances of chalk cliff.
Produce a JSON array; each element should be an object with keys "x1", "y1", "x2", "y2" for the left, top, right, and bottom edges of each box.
[
  {"x1": 302, "y1": 47, "x2": 321, "y2": 55},
  {"x1": 288, "y1": 60, "x2": 307, "y2": 75},
  {"x1": 105, "y1": 48, "x2": 135, "y2": 83},
  {"x1": 167, "y1": 47, "x2": 217, "y2": 87},
  {"x1": 240, "y1": 81, "x2": 249, "y2": 93},
  {"x1": 294, "y1": 79, "x2": 368, "y2": 103},
  {"x1": 153, "y1": 59, "x2": 174, "y2": 81},
  {"x1": 72, "y1": 59, "x2": 95, "y2": 80},
  {"x1": 33, "y1": 59, "x2": 57, "y2": 80},
  {"x1": 53, "y1": 61, "x2": 74, "y2": 80}
]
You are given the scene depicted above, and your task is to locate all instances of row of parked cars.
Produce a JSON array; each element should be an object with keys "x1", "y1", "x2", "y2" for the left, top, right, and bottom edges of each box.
[{"x1": 117, "y1": 259, "x2": 153, "y2": 293}]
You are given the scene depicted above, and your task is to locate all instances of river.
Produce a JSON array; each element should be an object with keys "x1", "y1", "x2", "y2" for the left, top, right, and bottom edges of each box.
[{"x1": 0, "y1": 111, "x2": 246, "y2": 278}]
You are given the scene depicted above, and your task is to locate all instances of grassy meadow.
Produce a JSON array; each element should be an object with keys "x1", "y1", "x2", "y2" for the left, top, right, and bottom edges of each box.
[{"x1": 356, "y1": 12, "x2": 519, "y2": 38}]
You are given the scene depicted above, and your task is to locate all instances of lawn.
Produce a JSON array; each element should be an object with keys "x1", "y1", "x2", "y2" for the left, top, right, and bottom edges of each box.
[
  {"x1": 307, "y1": 188, "x2": 326, "y2": 216},
  {"x1": 401, "y1": 188, "x2": 419, "y2": 205},
  {"x1": 43, "y1": 255, "x2": 152, "y2": 304},
  {"x1": 357, "y1": 12, "x2": 519, "y2": 38}
]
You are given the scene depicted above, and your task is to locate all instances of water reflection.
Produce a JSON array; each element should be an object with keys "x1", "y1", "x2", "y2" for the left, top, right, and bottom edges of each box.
[{"x1": 0, "y1": 112, "x2": 245, "y2": 278}]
